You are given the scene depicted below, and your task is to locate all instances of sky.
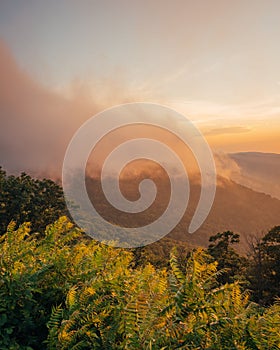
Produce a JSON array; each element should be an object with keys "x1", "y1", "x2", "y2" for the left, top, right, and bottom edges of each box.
[{"x1": 0, "y1": 0, "x2": 280, "y2": 175}]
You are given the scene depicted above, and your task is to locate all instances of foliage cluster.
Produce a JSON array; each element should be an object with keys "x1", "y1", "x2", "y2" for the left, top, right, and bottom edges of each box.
[
  {"x1": 0, "y1": 217, "x2": 280, "y2": 349},
  {"x1": 1, "y1": 170, "x2": 280, "y2": 349},
  {"x1": 0, "y1": 168, "x2": 66, "y2": 234}
]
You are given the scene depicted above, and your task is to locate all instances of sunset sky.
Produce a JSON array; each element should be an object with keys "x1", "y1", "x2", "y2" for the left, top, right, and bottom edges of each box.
[{"x1": 1, "y1": 0, "x2": 280, "y2": 174}]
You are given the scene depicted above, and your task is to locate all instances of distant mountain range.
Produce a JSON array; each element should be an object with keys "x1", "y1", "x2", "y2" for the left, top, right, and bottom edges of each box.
[
  {"x1": 176, "y1": 176, "x2": 280, "y2": 253},
  {"x1": 85, "y1": 167, "x2": 280, "y2": 253},
  {"x1": 228, "y1": 152, "x2": 280, "y2": 200},
  {"x1": 62, "y1": 151, "x2": 280, "y2": 252}
]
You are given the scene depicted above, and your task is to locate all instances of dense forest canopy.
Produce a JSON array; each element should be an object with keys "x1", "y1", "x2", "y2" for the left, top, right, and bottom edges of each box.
[
  {"x1": 0, "y1": 169, "x2": 280, "y2": 349},
  {"x1": 0, "y1": 168, "x2": 66, "y2": 234}
]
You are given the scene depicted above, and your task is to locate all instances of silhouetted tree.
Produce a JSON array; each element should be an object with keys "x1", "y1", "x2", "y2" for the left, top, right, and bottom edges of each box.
[
  {"x1": 208, "y1": 231, "x2": 247, "y2": 285},
  {"x1": 248, "y1": 226, "x2": 280, "y2": 305}
]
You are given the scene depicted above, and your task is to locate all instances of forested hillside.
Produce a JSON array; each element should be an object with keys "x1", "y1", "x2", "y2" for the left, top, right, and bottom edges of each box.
[
  {"x1": 1, "y1": 169, "x2": 280, "y2": 349},
  {"x1": 86, "y1": 174, "x2": 280, "y2": 252}
]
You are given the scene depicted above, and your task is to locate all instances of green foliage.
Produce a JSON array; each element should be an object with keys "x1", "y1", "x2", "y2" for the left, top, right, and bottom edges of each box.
[
  {"x1": 0, "y1": 168, "x2": 66, "y2": 234},
  {"x1": 262, "y1": 226, "x2": 280, "y2": 301},
  {"x1": 47, "y1": 246, "x2": 280, "y2": 349},
  {"x1": 133, "y1": 237, "x2": 192, "y2": 268},
  {"x1": 208, "y1": 231, "x2": 247, "y2": 285},
  {"x1": 46, "y1": 247, "x2": 168, "y2": 349},
  {"x1": 247, "y1": 226, "x2": 280, "y2": 305},
  {"x1": 0, "y1": 217, "x2": 102, "y2": 349},
  {"x1": 1, "y1": 215, "x2": 280, "y2": 349},
  {"x1": 0, "y1": 221, "x2": 39, "y2": 349},
  {"x1": 1, "y1": 169, "x2": 280, "y2": 349}
]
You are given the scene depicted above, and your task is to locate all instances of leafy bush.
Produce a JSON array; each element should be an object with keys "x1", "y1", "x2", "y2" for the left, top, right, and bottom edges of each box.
[
  {"x1": 0, "y1": 217, "x2": 100, "y2": 349},
  {"x1": 47, "y1": 246, "x2": 280, "y2": 349},
  {"x1": 0, "y1": 168, "x2": 66, "y2": 234},
  {"x1": 1, "y1": 216, "x2": 280, "y2": 349}
]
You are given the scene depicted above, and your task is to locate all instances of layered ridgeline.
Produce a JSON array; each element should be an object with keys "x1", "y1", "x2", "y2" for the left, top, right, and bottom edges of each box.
[
  {"x1": 1, "y1": 162, "x2": 280, "y2": 252},
  {"x1": 228, "y1": 152, "x2": 280, "y2": 200},
  {"x1": 1, "y1": 165, "x2": 280, "y2": 348},
  {"x1": 85, "y1": 172, "x2": 280, "y2": 253}
]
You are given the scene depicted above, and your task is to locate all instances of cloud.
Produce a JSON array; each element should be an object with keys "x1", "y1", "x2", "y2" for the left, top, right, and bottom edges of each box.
[
  {"x1": 1, "y1": 37, "x2": 279, "y2": 179},
  {"x1": 0, "y1": 40, "x2": 150, "y2": 177},
  {"x1": 0, "y1": 40, "x2": 200, "y2": 179},
  {"x1": 214, "y1": 152, "x2": 241, "y2": 181},
  {"x1": 169, "y1": 97, "x2": 280, "y2": 122},
  {"x1": 204, "y1": 126, "x2": 251, "y2": 136}
]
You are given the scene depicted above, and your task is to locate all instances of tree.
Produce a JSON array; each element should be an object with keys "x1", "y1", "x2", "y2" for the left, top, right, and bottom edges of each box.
[
  {"x1": 0, "y1": 167, "x2": 66, "y2": 234},
  {"x1": 246, "y1": 234, "x2": 267, "y2": 304},
  {"x1": 248, "y1": 226, "x2": 280, "y2": 305},
  {"x1": 1, "y1": 216, "x2": 280, "y2": 349},
  {"x1": 208, "y1": 231, "x2": 247, "y2": 285}
]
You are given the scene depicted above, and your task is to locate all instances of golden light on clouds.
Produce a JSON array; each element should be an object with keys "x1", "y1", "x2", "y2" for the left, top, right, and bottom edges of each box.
[{"x1": 1, "y1": 0, "x2": 280, "y2": 176}]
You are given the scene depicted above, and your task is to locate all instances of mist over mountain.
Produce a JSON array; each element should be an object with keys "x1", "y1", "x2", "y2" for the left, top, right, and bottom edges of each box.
[
  {"x1": 84, "y1": 172, "x2": 280, "y2": 253},
  {"x1": 184, "y1": 176, "x2": 280, "y2": 252},
  {"x1": 228, "y1": 152, "x2": 280, "y2": 200}
]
